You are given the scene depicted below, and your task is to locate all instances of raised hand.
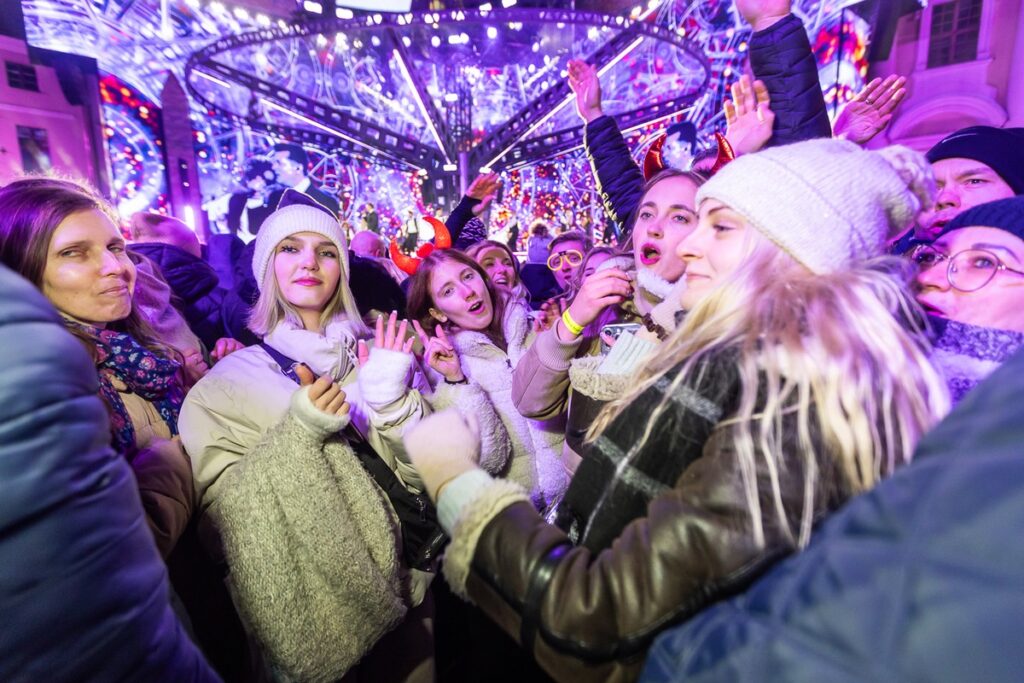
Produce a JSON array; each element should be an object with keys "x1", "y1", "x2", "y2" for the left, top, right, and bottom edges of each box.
[
  {"x1": 567, "y1": 58, "x2": 604, "y2": 123},
  {"x1": 562, "y1": 268, "x2": 633, "y2": 339},
  {"x1": 534, "y1": 296, "x2": 567, "y2": 333},
  {"x1": 833, "y1": 75, "x2": 907, "y2": 146},
  {"x1": 466, "y1": 172, "x2": 501, "y2": 201},
  {"x1": 735, "y1": 0, "x2": 792, "y2": 32},
  {"x1": 404, "y1": 409, "x2": 482, "y2": 501},
  {"x1": 724, "y1": 75, "x2": 775, "y2": 156},
  {"x1": 211, "y1": 337, "x2": 245, "y2": 362},
  {"x1": 295, "y1": 363, "x2": 350, "y2": 417},
  {"x1": 472, "y1": 193, "x2": 497, "y2": 217},
  {"x1": 412, "y1": 320, "x2": 465, "y2": 383},
  {"x1": 357, "y1": 311, "x2": 416, "y2": 365}
]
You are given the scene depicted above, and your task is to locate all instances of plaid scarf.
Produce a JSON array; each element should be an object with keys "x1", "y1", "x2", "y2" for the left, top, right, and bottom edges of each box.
[
  {"x1": 557, "y1": 351, "x2": 739, "y2": 552},
  {"x1": 66, "y1": 321, "x2": 184, "y2": 455}
]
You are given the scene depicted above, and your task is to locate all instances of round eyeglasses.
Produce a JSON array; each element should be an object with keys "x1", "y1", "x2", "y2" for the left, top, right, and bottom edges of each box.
[
  {"x1": 547, "y1": 249, "x2": 584, "y2": 271},
  {"x1": 911, "y1": 244, "x2": 1024, "y2": 292}
]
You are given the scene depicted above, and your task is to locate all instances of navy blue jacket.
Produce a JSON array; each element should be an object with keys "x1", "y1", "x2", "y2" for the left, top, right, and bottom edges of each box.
[
  {"x1": 586, "y1": 14, "x2": 831, "y2": 242},
  {"x1": 129, "y1": 242, "x2": 228, "y2": 349},
  {"x1": 0, "y1": 264, "x2": 219, "y2": 682},
  {"x1": 641, "y1": 348, "x2": 1024, "y2": 683}
]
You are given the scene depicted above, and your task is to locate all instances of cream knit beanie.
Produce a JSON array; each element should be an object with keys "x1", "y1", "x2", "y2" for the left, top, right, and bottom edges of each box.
[
  {"x1": 696, "y1": 138, "x2": 935, "y2": 273},
  {"x1": 253, "y1": 189, "x2": 349, "y2": 291}
]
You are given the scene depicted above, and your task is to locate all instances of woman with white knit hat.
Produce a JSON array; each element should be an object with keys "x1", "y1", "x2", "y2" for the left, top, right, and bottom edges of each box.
[
  {"x1": 397, "y1": 139, "x2": 951, "y2": 683},
  {"x1": 179, "y1": 190, "x2": 443, "y2": 682}
]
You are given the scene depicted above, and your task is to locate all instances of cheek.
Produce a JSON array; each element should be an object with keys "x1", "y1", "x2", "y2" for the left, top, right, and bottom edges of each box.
[{"x1": 664, "y1": 223, "x2": 694, "y2": 249}]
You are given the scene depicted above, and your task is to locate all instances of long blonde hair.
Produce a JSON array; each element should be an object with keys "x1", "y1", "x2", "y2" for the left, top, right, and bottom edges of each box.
[
  {"x1": 589, "y1": 236, "x2": 949, "y2": 549},
  {"x1": 248, "y1": 252, "x2": 370, "y2": 338}
]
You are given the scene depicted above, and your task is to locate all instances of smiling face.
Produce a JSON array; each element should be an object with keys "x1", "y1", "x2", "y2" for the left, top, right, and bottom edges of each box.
[
  {"x1": 915, "y1": 226, "x2": 1024, "y2": 332},
  {"x1": 916, "y1": 159, "x2": 1015, "y2": 241},
  {"x1": 428, "y1": 257, "x2": 494, "y2": 331},
  {"x1": 676, "y1": 199, "x2": 757, "y2": 311},
  {"x1": 273, "y1": 232, "x2": 342, "y2": 329},
  {"x1": 474, "y1": 245, "x2": 518, "y2": 293},
  {"x1": 633, "y1": 174, "x2": 699, "y2": 284},
  {"x1": 42, "y1": 209, "x2": 136, "y2": 327}
]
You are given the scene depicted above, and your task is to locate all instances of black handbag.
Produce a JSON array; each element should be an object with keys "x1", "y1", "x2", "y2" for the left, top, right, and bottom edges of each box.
[{"x1": 258, "y1": 342, "x2": 447, "y2": 571}]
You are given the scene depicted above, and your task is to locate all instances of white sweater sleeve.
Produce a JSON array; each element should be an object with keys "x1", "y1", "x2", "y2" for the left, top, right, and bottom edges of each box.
[{"x1": 353, "y1": 346, "x2": 429, "y2": 493}]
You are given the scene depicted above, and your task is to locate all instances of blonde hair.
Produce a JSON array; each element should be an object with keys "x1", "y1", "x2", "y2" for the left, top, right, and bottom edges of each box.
[
  {"x1": 248, "y1": 252, "x2": 370, "y2": 338},
  {"x1": 589, "y1": 237, "x2": 949, "y2": 549}
]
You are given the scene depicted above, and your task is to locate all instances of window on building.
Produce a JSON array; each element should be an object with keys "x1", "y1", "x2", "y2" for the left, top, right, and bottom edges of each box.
[
  {"x1": 5, "y1": 61, "x2": 39, "y2": 91},
  {"x1": 928, "y1": 0, "x2": 984, "y2": 68},
  {"x1": 17, "y1": 126, "x2": 51, "y2": 174}
]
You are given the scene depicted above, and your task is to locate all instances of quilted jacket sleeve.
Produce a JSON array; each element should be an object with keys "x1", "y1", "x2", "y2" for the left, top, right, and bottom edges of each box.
[
  {"x1": 750, "y1": 14, "x2": 832, "y2": 147},
  {"x1": 0, "y1": 265, "x2": 219, "y2": 683},
  {"x1": 583, "y1": 115, "x2": 646, "y2": 243},
  {"x1": 445, "y1": 195, "x2": 483, "y2": 248}
]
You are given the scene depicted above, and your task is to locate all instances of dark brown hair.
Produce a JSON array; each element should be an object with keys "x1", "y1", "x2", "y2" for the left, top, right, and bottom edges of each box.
[
  {"x1": 406, "y1": 249, "x2": 507, "y2": 348},
  {"x1": 548, "y1": 229, "x2": 593, "y2": 254}
]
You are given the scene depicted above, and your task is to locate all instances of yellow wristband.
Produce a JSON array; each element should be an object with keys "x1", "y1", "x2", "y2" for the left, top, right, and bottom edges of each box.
[{"x1": 561, "y1": 309, "x2": 585, "y2": 336}]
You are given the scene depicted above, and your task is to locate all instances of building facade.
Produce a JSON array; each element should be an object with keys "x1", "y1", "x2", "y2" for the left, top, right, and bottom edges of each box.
[{"x1": 871, "y1": 0, "x2": 1024, "y2": 151}]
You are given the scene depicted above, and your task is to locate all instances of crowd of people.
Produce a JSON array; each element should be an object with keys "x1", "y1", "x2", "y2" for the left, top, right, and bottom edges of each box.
[{"x1": 2, "y1": 1, "x2": 1024, "y2": 682}]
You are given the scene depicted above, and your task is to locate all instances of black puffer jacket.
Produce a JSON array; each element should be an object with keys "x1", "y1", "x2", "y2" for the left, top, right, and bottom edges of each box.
[
  {"x1": 586, "y1": 14, "x2": 830, "y2": 242},
  {"x1": 641, "y1": 347, "x2": 1024, "y2": 683},
  {"x1": 129, "y1": 242, "x2": 228, "y2": 348},
  {"x1": 0, "y1": 264, "x2": 219, "y2": 683}
]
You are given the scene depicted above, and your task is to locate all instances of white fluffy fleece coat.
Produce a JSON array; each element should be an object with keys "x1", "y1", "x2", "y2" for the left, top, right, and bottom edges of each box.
[{"x1": 446, "y1": 303, "x2": 569, "y2": 511}]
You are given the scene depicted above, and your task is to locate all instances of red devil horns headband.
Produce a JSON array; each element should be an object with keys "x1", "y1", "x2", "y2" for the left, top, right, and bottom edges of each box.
[
  {"x1": 642, "y1": 131, "x2": 737, "y2": 181},
  {"x1": 389, "y1": 216, "x2": 451, "y2": 275}
]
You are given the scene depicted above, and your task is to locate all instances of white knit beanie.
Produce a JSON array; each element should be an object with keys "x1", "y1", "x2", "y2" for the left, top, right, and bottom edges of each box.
[
  {"x1": 696, "y1": 138, "x2": 935, "y2": 273},
  {"x1": 252, "y1": 189, "x2": 349, "y2": 291}
]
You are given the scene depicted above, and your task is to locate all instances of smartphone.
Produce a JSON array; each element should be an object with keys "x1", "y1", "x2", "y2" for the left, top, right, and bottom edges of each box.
[{"x1": 600, "y1": 322, "x2": 642, "y2": 353}]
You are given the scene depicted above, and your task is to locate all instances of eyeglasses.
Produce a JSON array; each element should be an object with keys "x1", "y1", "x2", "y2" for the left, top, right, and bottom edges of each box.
[
  {"x1": 547, "y1": 249, "x2": 584, "y2": 270},
  {"x1": 911, "y1": 244, "x2": 1024, "y2": 292}
]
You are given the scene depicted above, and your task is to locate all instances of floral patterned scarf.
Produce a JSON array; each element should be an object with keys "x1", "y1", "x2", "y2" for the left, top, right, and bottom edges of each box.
[{"x1": 66, "y1": 321, "x2": 184, "y2": 455}]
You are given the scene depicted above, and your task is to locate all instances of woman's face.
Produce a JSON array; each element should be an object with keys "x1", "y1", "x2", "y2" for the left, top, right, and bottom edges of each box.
[
  {"x1": 273, "y1": 232, "x2": 342, "y2": 318},
  {"x1": 581, "y1": 251, "x2": 612, "y2": 280},
  {"x1": 43, "y1": 209, "x2": 136, "y2": 328},
  {"x1": 915, "y1": 226, "x2": 1024, "y2": 332},
  {"x1": 633, "y1": 175, "x2": 699, "y2": 284},
  {"x1": 429, "y1": 258, "x2": 494, "y2": 332},
  {"x1": 474, "y1": 246, "x2": 517, "y2": 293},
  {"x1": 676, "y1": 199, "x2": 754, "y2": 310}
]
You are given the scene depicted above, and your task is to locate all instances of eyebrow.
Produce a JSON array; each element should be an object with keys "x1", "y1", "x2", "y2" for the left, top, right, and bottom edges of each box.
[
  {"x1": 973, "y1": 243, "x2": 1021, "y2": 262},
  {"x1": 955, "y1": 168, "x2": 997, "y2": 180},
  {"x1": 52, "y1": 240, "x2": 91, "y2": 252},
  {"x1": 435, "y1": 268, "x2": 471, "y2": 291},
  {"x1": 705, "y1": 206, "x2": 738, "y2": 219},
  {"x1": 641, "y1": 201, "x2": 696, "y2": 214},
  {"x1": 281, "y1": 237, "x2": 336, "y2": 248}
]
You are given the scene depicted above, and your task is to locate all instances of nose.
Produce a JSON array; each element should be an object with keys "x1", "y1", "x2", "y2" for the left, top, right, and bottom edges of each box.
[
  {"x1": 934, "y1": 185, "x2": 961, "y2": 211},
  {"x1": 647, "y1": 219, "x2": 664, "y2": 239},
  {"x1": 457, "y1": 281, "x2": 476, "y2": 299},
  {"x1": 299, "y1": 248, "x2": 319, "y2": 270},
  {"x1": 100, "y1": 249, "x2": 127, "y2": 277},
  {"x1": 675, "y1": 225, "x2": 708, "y2": 262},
  {"x1": 915, "y1": 260, "x2": 949, "y2": 292}
]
